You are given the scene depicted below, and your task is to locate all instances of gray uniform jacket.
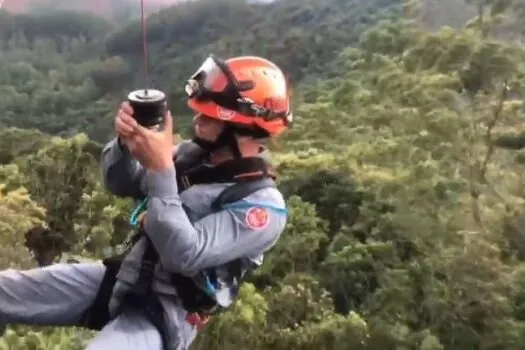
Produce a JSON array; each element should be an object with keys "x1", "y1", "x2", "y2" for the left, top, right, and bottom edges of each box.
[{"x1": 102, "y1": 138, "x2": 288, "y2": 304}]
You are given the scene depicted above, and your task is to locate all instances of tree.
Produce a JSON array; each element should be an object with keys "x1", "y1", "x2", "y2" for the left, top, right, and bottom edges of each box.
[{"x1": 0, "y1": 185, "x2": 45, "y2": 269}]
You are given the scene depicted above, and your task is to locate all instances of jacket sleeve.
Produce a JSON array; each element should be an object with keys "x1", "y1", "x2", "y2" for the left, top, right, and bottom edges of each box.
[
  {"x1": 100, "y1": 137, "x2": 179, "y2": 199},
  {"x1": 100, "y1": 137, "x2": 146, "y2": 199},
  {"x1": 143, "y1": 167, "x2": 287, "y2": 277}
]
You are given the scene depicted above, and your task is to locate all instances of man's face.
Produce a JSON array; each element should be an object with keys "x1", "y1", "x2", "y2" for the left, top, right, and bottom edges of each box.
[{"x1": 193, "y1": 114, "x2": 225, "y2": 141}]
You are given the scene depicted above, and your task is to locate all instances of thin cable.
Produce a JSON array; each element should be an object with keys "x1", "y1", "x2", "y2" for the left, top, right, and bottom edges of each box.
[{"x1": 141, "y1": 0, "x2": 149, "y2": 95}]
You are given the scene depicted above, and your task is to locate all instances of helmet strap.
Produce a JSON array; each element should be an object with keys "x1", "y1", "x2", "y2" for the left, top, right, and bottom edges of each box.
[{"x1": 192, "y1": 124, "x2": 242, "y2": 159}]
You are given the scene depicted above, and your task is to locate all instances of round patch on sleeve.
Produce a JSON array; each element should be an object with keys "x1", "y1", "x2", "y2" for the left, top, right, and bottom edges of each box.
[{"x1": 245, "y1": 207, "x2": 269, "y2": 230}]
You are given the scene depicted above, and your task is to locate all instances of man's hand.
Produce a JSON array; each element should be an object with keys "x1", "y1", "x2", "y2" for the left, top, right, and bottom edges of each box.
[
  {"x1": 114, "y1": 101, "x2": 175, "y2": 171},
  {"x1": 115, "y1": 102, "x2": 136, "y2": 140}
]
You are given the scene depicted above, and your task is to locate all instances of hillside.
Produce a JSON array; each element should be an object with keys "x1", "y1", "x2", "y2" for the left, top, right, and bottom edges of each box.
[
  {"x1": 0, "y1": 0, "x2": 401, "y2": 141},
  {"x1": 415, "y1": 0, "x2": 525, "y2": 42},
  {"x1": 1, "y1": 0, "x2": 177, "y2": 19}
]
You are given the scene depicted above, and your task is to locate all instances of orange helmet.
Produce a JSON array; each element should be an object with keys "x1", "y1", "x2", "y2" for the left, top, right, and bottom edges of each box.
[{"x1": 185, "y1": 55, "x2": 293, "y2": 136}]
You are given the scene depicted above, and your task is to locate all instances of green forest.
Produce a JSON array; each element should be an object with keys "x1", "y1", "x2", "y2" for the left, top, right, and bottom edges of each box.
[{"x1": 3, "y1": 0, "x2": 525, "y2": 348}]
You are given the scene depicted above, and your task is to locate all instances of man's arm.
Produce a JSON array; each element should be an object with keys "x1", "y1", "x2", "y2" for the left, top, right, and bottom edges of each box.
[
  {"x1": 100, "y1": 137, "x2": 146, "y2": 198},
  {"x1": 143, "y1": 168, "x2": 287, "y2": 277},
  {"x1": 101, "y1": 137, "x2": 180, "y2": 199}
]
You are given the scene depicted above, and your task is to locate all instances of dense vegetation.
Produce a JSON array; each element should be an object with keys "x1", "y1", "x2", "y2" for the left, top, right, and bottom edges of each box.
[
  {"x1": 4, "y1": 0, "x2": 525, "y2": 348},
  {"x1": 1, "y1": 0, "x2": 166, "y2": 20},
  {"x1": 0, "y1": 0, "x2": 400, "y2": 141}
]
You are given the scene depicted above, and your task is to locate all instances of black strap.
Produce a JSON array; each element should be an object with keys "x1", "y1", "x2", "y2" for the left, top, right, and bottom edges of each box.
[
  {"x1": 211, "y1": 177, "x2": 276, "y2": 211},
  {"x1": 116, "y1": 231, "x2": 176, "y2": 349},
  {"x1": 178, "y1": 157, "x2": 275, "y2": 191},
  {"x1": 81, "y1": 253, "x2": 123, "y2": 330},
  {"x1": 131, "y1": 228, "x2": 158, "y2": 295}
]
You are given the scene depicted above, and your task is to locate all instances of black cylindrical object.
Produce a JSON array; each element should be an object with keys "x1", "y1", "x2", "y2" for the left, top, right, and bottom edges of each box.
[{"x1": 127, "y1": 89, "x2": 167, "y2": 128}]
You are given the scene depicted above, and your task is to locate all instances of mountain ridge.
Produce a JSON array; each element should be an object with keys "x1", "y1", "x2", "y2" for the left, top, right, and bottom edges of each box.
[{"x1": 0, "y1": 0, "x2": 178, "y2": 18}]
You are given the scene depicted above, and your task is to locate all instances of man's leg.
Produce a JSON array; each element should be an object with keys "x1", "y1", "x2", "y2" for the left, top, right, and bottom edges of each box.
[
  {"x1": 0, "y1": 263, "x2": 105, "y2": 329},
  {"x1": 86, "y1": 297, "x2": 197, "y2": 350}
]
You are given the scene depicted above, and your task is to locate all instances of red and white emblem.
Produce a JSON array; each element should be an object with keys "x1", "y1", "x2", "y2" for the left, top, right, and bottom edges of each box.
[
  {"x1": 245, "y1": 207, "x2": 269, "y2": 230},
  {"x1": 217, "y1": 106, "x2": 235, "y2": 120}
]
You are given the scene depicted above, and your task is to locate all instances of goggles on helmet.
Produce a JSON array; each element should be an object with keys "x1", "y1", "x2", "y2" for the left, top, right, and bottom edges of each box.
[{"x1": 185, "y1": 55, "x2": 290, "y2": 123}]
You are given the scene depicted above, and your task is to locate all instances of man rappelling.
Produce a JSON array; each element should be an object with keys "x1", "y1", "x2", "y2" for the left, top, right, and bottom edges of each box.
[{"x1": 0, "y1": 54, "x2": 292, "y2": 349}]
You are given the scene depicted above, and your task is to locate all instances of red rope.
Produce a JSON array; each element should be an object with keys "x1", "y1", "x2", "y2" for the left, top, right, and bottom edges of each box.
[{"x1": 140, "y1": 0, "x2": 149, "y2": 93}]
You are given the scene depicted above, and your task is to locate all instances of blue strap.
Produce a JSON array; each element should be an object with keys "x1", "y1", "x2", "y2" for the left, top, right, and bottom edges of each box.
[
  {"x1": 129, "y1": 198, "x2": 149, "y2": 227},
  {"x1": 221, "y1": 200, "x2": 288, "y2": 216},
  {"x1": 204, "y1": 278, "x2": 217, "y2": 296}
]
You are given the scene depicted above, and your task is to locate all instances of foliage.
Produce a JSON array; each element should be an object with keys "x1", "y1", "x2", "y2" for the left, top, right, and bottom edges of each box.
[{"x1": 0, "y1": 0, "x2": 400, "y2": 141}]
